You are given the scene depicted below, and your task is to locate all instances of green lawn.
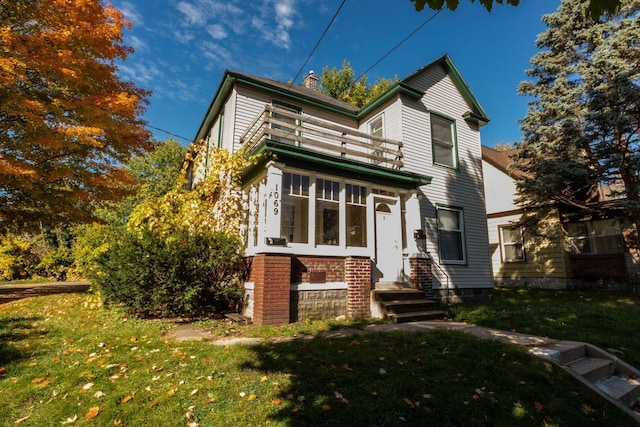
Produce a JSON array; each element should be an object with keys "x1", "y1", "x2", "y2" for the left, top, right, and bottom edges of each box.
[
  {"x1": 449, "y1": 287, "x2": 640, "y2": 368},
  {"x1": 0, "y1": 290, "x2": 637, "y2": 426}
]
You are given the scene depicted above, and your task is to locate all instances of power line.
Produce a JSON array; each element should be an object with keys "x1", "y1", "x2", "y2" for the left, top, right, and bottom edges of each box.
[
  {"x1": 356, "y1": 9, "x2": 443, "y2": 83},
  {"x1": 289, "y1": 0, "x2": 347, "y2": 88}
]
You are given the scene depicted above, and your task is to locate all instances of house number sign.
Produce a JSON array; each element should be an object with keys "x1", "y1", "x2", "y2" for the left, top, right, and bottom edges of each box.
[{"x1": 270, "y1": 184, "x2": 279, "y2": 216}]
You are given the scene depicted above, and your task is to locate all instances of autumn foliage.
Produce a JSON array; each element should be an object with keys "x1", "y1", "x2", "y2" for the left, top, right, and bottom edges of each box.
[{"x1": 0, "y1": 0, "x2": 153, "y2": 231}]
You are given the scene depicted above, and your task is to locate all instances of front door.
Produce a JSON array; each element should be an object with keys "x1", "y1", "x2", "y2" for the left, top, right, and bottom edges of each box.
[{"x1": 374, "y1": 201, "x2": 402, "y2": 283}]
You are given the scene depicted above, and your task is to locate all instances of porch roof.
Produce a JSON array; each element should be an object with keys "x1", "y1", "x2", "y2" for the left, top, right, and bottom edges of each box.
[{"x1": 243, "y1": 139, "x2": 432, "y2": 189}]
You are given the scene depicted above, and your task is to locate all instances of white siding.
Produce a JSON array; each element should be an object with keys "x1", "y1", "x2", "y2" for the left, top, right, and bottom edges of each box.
[
  {"x1": 401, "y1": 64, "x2": 492, "y2": 290},
  {"x1": 482, "y1": 161, "x2": 519, "y2": 215}
]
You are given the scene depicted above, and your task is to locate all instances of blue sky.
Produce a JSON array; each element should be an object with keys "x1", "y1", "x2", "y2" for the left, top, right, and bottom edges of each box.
[{"x1": 113, "y1": 0, "x2": 561, "y2": 148}]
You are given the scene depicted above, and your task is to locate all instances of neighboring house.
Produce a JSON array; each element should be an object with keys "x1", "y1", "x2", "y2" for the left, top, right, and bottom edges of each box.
[
  {"x1": 482, "y1": 145, "x2": 640, "y2": 289},
  {"x1": 187, "y1": 54, "x2": 493, "y2": 325}
]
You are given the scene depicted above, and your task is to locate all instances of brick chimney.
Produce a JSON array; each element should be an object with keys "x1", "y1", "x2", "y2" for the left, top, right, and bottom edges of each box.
[{"x1": 304, "y1": 70, "x2": 319, "y2": 90}]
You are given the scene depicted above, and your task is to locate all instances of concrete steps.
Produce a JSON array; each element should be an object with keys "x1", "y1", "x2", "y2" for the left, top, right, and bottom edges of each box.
[
  {"x1": 531, "y1": 341, "x2": 640, "y2": 422},
  {"x1": 372, "y1": 288, "x2": 447, "y2": 323}
]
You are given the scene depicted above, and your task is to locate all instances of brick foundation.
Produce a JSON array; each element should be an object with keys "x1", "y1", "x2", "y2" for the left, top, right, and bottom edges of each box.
[
  {"x1": 291, "y1": 256, "x2": 345, "y2": 283},
  {"x1": 251, "y1": 254, "x2": 291, "y2": 326},
  {"x1": 345, "y1": 256, "x2": 371, "y2": 318},
  {"x1": 409, "y1": 256, "x2": 433, "y2": 297}
]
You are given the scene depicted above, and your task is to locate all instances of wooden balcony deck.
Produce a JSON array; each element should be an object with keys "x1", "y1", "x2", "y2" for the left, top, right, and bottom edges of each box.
[{"x1": 239, "y1": 105, "x2": 403, "y2": 170}]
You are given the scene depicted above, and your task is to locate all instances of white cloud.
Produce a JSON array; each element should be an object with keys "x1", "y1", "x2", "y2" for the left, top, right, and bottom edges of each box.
[
  {"x1": 206, "y1": 24, "x2": 228, "y2": 40},
  {"x1": 173, "y1": 29, "x2": 196, "y2": 44},
  {"x1": 116, "y1": 1, "x2": 144, "y2": 26},
  {"x1": 251, "y1": 0, "x2": 298, "y2": 50},
  {"x1": 176, "y1": 1, "x2": 207, "y2": 26},
  {"x1": 129, "y1": 35, "x2": 148, "y2": 52},
  {"x1": 118, "y1": 62, "x2": 162, "y2": 88}
]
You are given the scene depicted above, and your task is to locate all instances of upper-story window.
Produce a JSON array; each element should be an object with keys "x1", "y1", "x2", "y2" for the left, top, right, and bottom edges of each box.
[
  {"x1": 499, "y1": 225, "x2": 525, "y2": 262},
  {"x1": 431, "y1": 113, "x2": 457, "y2": 169},
  {"x1": 271, "y1": 101, "x2": 301, "y2": 146},
  {"x1": 369, "y1": 115, "x2": 384, "y2": 165},
  {"x1": 437, "y1": 205, "x2": 466, "y2": 264},
  {"x1": 281, "y1": 172, "x2": 309, "y2": 244},
  {"x1": 567, "y1": 219, "x2": 623, "y2": 255}
]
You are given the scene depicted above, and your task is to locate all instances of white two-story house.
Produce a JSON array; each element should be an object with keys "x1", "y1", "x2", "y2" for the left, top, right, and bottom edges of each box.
[{"x1": 187, "y1": 54, "x2": 493, "y2": 325}]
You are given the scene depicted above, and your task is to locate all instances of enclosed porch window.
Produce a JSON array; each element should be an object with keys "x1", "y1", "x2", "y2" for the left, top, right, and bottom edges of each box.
[{"x1": 281, "y1": 172, "x2": 309, "y2": 243}]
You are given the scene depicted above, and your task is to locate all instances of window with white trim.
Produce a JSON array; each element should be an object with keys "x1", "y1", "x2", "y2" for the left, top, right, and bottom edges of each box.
[
  {"x1": 499, "y1": 226, "x2": 525, "y2": 262},
  {"x1": 437, "y1": 206, "x2": 466, "y2": 264},
  {"x1": 281, "y1": 172, "x2": 309, "y2": 244},
  {"x1": 315, "y1": 178, "x2": 340, "y2": 245},
  {"x1": 567, "y1": 219, "x2": 623, "y2": 255},
  {"x1": 346, "y1": 183, "x2": 367, "y2": 247},
  {"x1": 431, "y1": 114, "x2": 457, "y2": 168}
]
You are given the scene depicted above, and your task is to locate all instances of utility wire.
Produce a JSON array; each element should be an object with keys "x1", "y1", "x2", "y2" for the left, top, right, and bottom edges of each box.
[
  {"x1": 289, "y1": 0, "x2": 347, "y2": 88},
  {"x1": 356, "y1": 9, "x2": 443, "y2": 83}
]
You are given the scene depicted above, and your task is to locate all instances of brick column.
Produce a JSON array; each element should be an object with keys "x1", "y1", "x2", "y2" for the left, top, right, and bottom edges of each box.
[
  {"x1": 345, "y1": 256, "x2": 371, "y2": 318},
  {"x1": 409, "y1": 255, "x2": 433, "y2": 298},
  {"x1": 252, "y1": 253, "x2": 291, "y2": 325}
]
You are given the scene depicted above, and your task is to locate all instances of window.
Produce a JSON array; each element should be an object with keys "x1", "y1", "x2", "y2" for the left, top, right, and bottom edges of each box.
[
  {"x1": 316, "y1": 178, "x2": 340, "y2": 245},
  {"x1": 437, "y1": 206, "x2": 466, "y2": 264},
  {"x1": 369, "y1": 115, "x2": 384, "y2": 165},
  {"x1": 499, "y1": 226, "x2": 525, "y2": 262},
  {"x1": 346, "y1": 183, "x2": 367, "y2": 247},
  {"x1": 567, "y1": 219, "x2": 623, "y2": 255},
  {"x1": 271, "y1": 101, "x2": 301, "y2": 146},
  {"x1": 431, "y1": 114, "x2": 457, "y2": 168},
  {"x1": 281, "y1": 172, "x2": 309, "y2": 243}
]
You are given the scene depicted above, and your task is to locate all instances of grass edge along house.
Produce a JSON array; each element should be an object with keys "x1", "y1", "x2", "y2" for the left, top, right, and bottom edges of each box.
[{"x1": 185, "y1": 54, "x2": 493, "y2": 325}]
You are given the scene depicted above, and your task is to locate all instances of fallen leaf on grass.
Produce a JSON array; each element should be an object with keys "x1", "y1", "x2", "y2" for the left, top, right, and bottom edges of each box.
[
  {"x1": 121, "y1": 395, "x2": 133, "y2": 404},
  {"x1": 322, "y1": 404, "x2": 331, "y2": 411},
  {"x1": 85, "y1": 407, "x2": 100, "y2": 419},
  {"x1": 149, "y1": 398, "x2": 159, "y2": 408},
  {"x1": 82, "y1": 383, "x2": 93, "y2": 391},
  {"x1": 404, "y1": 398, "x2": 415, "y2": 408},
  {"x1": 534, "y1": 401, "x2": 544, "y2": 411},
  {"x1": 248, "y1": 394, "x2": 257, "y2": 401},
  {"x1": 272, "y1": 398, "x2": 282, "y2": 405}
]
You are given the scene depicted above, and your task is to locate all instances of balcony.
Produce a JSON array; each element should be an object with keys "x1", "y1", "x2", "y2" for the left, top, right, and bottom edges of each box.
[{"x1": 239, "y1": 105, "x2": 403, "y2": 170}]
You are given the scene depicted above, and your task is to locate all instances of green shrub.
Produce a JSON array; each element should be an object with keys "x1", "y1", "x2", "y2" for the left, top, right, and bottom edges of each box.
[{"x1": 91, "y1": 227, "x2": 245, "y2": 318}]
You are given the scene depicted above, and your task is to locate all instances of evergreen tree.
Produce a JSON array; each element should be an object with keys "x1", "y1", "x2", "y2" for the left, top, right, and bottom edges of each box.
[{"x1": 513, "y1": 0, "x2": 640, "y2": 225}]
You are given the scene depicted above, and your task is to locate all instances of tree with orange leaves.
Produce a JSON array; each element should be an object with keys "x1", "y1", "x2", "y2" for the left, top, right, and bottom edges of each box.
[{"x1": 0, "y1": 0, "x2": 153, "y2": 232}]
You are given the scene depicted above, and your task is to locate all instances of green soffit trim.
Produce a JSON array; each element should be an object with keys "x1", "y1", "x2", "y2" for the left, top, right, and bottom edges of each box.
[{"x1": 243, "y1": 140, "x2": 432, "y2": 189}]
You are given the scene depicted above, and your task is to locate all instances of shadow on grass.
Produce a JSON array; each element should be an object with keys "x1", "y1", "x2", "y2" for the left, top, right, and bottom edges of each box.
[
  {"x1": 0, "y1": 316, "x2": 45, "y2": 366},
  {"x1": 241, "y1": 329, "x2": 634, "y2": 426}
]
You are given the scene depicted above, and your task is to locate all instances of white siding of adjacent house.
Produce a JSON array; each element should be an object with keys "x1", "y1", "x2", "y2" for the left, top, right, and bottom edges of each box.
[
  {"x1": 482, "y1": 161, "x2": 519, "y2": 215},
  {"x1": 400, "y1": 64, "x2": 493, "y2": 290}
]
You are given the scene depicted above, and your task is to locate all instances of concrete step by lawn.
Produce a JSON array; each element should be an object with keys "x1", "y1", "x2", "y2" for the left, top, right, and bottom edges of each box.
[
  {"x1": 372, "y1": 289, "x2": 446, "y2": 323},
  {"x1": 531, "y1": 341, "x2": 640, "y2": 423}
]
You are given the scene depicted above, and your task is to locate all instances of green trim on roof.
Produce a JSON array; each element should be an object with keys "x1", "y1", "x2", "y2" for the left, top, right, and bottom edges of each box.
[
  {"x1": 194, "y1": 54, "x2": 490, "y2": 145},
  {"x1": 357, "y1": 83, "x2": 423, "y2": 118},
  {"x1": 401, "y1": 54, "x2": 490, "y2": 126},
  {"x1": 243, "y1": 140, "x2": 432, "y2": 189}
]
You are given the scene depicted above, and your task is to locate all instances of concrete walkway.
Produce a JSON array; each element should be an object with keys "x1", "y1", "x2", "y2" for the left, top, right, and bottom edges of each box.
[{"x1": 166, "y1": 319, "x2": 559, "y2": 348}]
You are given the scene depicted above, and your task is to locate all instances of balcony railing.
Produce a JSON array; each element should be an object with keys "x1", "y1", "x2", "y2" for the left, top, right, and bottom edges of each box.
[{"x1": 239, "y1": 105, "x2": 403, "y2": 169}]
